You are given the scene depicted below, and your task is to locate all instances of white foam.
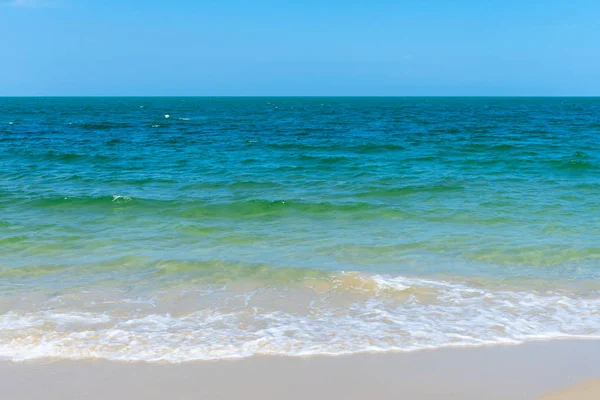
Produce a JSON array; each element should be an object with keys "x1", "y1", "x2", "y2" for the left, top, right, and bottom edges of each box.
[
  {"x1": 111, "y1": 195, "x2": 132, "y2": 202},
  {"x1": 1, "y1": 276, "x2": 599, "y2": 362}
]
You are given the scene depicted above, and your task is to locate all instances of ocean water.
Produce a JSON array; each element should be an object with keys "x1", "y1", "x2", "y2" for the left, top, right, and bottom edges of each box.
[{"x1": 1, "y1": 97, "x2": 599, "y2": 362}]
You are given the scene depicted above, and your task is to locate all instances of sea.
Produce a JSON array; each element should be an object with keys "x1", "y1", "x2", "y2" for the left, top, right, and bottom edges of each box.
[{"x1": 1, "y1": 97, "x2": 599, "y2": 362}]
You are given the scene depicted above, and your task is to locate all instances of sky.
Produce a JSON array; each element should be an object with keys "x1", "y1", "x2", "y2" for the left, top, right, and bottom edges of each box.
[{"x1": 0, "y1": 0, "x2": 599, "y2": 96}]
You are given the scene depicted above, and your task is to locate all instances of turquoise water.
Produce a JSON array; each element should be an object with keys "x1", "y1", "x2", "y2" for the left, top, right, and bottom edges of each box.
[{"x1": 1, "y1": 97, "x2": 599, "y2": 361}]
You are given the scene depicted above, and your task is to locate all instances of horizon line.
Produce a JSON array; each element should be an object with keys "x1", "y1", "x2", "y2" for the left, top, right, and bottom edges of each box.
[{"x1": 1, "y1": 95, "x2": 600, "y2": 98}]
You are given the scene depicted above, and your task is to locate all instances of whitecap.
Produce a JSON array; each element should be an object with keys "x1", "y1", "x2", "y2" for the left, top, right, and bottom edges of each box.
[{"x1": 112, "y1": 195, "x2": 132, "y2": 202}]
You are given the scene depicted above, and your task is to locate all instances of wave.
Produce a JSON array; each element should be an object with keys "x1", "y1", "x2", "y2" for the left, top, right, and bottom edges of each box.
[
  {"x1": 294, "y1": 154, "x2": 355, "y2": 164},
  {"x1": 356, "y1": 184, "x2": 464, "y2": 198},
  {"x1": 1, "y1": 272, "x2": 598, "y2": 362},
  {"x1": 3, "y1": 195, "x2": 410, "y2": 219},
  {"x1": 68, "y1": 122, "x2": 133, "y2": 130},
  {"x1": 548, "y1": 152, "x2": 600, "y2": 172},
  {"x1": 11, "y1": 150, "x2": 113, "y2": 163},
  {"x1": 267, "y1": 143, "x2": 406, "y2": 154}
]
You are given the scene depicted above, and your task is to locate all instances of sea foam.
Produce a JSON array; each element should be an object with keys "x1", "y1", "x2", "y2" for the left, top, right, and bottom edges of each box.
[{"x1": 1, "y1": 274, "x2": 598, "y2": 362}]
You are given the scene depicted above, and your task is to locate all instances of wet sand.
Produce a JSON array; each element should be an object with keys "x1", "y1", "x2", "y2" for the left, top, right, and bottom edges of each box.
[
  {"x1": 541, "y1": 378, "x2": 600, "y2": 400},
  {"x1": 1, "y1": 340, "x2": 599, "y2": 399}
]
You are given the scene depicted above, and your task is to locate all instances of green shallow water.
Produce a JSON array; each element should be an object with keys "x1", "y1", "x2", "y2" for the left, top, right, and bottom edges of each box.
[{"x1": 0, "y1": 97, "x2": 599, "y2": 361}]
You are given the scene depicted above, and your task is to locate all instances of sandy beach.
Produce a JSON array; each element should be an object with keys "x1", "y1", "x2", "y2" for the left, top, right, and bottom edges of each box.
[
  {"x1": 541, "y1": 378, "x2": 600, "y2": 400},
  {"x1": 1, "y1": 340, "x2": 599, "y2": 399}
]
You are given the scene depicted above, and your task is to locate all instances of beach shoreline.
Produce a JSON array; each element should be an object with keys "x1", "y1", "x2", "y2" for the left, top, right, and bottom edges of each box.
[{"x1": 2, "y1": 339, "x2": 599, "y2": 399}]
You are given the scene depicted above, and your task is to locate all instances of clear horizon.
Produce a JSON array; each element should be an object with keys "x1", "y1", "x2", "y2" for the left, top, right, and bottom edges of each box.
[{"x1": 2, "y1": 95, "x2": 600, "y2": 98}]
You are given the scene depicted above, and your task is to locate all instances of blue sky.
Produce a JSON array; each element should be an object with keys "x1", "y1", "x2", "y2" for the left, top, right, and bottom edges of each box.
[{"x1": 1, "y1": 0, "x2": 599, "y2": 95}]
